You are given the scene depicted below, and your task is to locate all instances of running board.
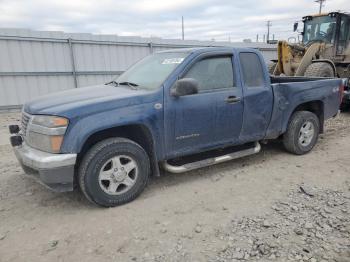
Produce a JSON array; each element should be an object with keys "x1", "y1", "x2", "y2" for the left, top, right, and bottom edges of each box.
[{"x1": 162, "y1": 142, "x2": 261, "y2": 174}]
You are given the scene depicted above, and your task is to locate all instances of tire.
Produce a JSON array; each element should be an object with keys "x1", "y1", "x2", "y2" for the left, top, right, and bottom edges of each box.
[
  {"x1": 268, "y1": 62, "x2": 277, "y2": 75},
  {"x1": 304, "y1": 62, "x2": 334, "y2": 77},
  {"x1": 283, "y1": 111, "x2": 320, "y2": 155},
  {"x1": 78, "y1": 137, "x2": 150, "y2": 207}
]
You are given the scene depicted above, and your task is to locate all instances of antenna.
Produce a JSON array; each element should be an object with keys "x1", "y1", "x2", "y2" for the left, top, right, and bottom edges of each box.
[{"x1": 315, "y1": 0, "x2": 326, "y2": 14}]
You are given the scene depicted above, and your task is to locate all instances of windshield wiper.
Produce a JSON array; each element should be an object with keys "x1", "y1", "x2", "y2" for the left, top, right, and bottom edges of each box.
[
  {"x1": 119, "y1": 81, "x2": 139, "y2": 89},
  {"x1": 105, "y1": 81, "x2": 139, "y2": 90},
  {"x1": 105, "y1": 80, "x2": 119, "y2": 86}
]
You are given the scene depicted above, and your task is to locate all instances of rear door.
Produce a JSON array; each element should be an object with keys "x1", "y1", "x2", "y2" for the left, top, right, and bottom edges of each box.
[
  {"x1": 164, "y1": 52, "x2": 244, "y2": 158},
  {"x1": 238, "y1": 52, "x2": 273, "y2": 142}
]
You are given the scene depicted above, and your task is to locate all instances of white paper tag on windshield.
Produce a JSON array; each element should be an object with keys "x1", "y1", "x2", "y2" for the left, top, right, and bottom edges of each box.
[{"x1": 162, "y1": 58, "x2": 184, "y2": 64}]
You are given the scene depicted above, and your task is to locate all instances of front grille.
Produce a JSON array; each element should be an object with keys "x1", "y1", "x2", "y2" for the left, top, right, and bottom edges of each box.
[{"x1": 21, "y1": 112, "x2": 31, "y2": 136}]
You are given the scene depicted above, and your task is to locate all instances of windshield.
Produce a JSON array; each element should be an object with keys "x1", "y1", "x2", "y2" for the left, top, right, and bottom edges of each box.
[
  {"x1": 303, "y1": 15, "x2": 337, "y2": 44},
  {"x1": 116, "y1": 52, "x2": 189, "y2": 90}
]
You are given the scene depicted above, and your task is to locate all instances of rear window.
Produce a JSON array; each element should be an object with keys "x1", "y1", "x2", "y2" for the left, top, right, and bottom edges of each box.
[{"x1": 239, "y1": 53, "x2": 265, "y2": 87}]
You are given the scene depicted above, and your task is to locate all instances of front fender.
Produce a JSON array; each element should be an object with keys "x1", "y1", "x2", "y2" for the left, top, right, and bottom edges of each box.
[{"x1": 60, "y1": 102, "x2": 164, "y2": 157}]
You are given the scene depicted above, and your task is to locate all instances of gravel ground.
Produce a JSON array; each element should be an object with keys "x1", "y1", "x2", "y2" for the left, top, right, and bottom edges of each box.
[
  {"x1": 211, "y1": 186, "x2": 350, "y2": 262},
  {"x1": 0, "y1": 111, "x2": 349, "y2": 262}
]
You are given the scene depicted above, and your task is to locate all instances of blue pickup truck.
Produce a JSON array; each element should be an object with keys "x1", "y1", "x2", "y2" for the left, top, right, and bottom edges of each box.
[{"x1": 9, "y1": 47, "x2": 345, "y2": 207}]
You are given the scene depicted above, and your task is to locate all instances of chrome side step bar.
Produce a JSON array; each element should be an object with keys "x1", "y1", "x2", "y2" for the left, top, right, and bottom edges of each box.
[{"x1": 162, "y1": 142, "x2": 261, "y2": 174}]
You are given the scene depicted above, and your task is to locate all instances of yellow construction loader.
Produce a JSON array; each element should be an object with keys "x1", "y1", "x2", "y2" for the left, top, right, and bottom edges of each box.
[{"x1": 270, "y1": 12, "x2": 350, "y2": 79}]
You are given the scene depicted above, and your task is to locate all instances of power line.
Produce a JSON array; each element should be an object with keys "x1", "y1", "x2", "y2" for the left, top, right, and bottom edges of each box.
[
  {"x1": 269, "y1": 17, "x2": 301, "y2": 22},
  {"x1": 273, "y1": 29, "x2": 295, "y2": 33}
]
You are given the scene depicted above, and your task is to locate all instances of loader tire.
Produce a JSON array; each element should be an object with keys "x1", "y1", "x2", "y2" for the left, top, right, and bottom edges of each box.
[{"x1": 304, "y1": 62, "x2": 334, "y2": 77}]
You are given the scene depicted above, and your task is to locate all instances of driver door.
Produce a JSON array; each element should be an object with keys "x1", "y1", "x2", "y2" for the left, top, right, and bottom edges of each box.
[{"x1": 164, "y1": 53, "x2": 244, "y2": 159}]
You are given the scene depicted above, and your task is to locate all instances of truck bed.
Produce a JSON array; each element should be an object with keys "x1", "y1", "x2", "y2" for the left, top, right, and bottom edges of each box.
[{"x1": 265, "y1": 77, "x2": 343, "y2": 139}]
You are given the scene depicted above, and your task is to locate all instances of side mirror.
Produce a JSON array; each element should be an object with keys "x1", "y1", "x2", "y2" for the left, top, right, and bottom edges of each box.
[
  {"x1": 171, "y1": 78, "x2": 199, "y2": 97},
  {"x1": 293, "y1": 22, "x2": 298, "y2": 32}
]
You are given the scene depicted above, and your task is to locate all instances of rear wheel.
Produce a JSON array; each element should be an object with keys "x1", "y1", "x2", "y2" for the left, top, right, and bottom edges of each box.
[
  {"x1": 283, "y1": 111, "x2": 320, "y2": 155},
  {"x1": 78, "y1": 137, "x2": 150, "y2": 207},
  {"x1": 304, "y1": 62, "x2": 334, "y2": 77}
]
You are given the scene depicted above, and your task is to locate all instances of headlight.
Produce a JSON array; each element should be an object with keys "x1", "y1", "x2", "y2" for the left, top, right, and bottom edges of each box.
[
  {"x1": 31, "y1": 115, "x2": 68, "y2": 128},
  {"x1": 26, "y1": 115, "x2": 69, "y2": 153}
]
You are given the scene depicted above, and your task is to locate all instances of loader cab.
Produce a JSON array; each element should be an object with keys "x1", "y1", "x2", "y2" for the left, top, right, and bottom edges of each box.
[
  {"x1": 302, "y1": 12, "x2": 350, "y2": 58},
  {"x1": 337, "y1": 13, "x2": 350, "y2": 56},
  {"x1": 302, "y1": 13, "x2": 337, "y2": 45}
]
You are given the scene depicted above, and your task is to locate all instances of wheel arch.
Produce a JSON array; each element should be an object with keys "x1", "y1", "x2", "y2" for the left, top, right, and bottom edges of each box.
[
  {"x1": 76, "y1": 124, "x2": 160, "y2": 178},
  {"x1": 286, "y1": 100, "x2": 325, "y2": 134}
]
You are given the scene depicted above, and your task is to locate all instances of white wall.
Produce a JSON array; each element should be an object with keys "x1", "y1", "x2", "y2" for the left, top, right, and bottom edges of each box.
[{"x1": 0, "y1": 28, "x2": 277, "y2": 108}]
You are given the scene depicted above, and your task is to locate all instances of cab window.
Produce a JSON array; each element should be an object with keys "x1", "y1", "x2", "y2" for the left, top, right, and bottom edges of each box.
[
  {"x1": 239, "y1": 52, "x2": 265, "y2": 88},
  {"x1": 183, "y1": 56, "x2": 235, "y2": 91},
  {"x1": 337, "y1": 16, "x2": 350, "y2": 54}
]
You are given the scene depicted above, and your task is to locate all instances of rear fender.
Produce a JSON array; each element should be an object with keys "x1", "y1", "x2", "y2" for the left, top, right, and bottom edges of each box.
[{"x1": 284, "y1": 101, "x2": 324, "y2": 134}]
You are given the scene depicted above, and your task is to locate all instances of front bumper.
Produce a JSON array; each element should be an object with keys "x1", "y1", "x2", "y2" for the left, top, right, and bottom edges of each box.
[{"x1": 13, "y1": 143, "x2": 77, "y2": 192}]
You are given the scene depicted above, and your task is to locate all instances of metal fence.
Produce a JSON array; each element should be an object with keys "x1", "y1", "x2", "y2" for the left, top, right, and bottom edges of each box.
[{"x1": 0, "y1": 28, "x2": 277, "y2": 109}]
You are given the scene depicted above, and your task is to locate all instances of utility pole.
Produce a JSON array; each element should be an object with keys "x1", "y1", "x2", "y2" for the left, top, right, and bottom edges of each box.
[
  {"x1": 266, "y1": 21, "x2": 272, "y2": 43},
  {"x1": 315, "y1": 0, "x2": 326, "y2": 14},
  {"x1": 181, "y1": 16, "x2": 185, "y2": 40}
]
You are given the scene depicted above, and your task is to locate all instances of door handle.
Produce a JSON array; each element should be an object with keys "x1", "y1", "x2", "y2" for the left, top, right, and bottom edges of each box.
[{"x1": 225, "y1": 96, "x2": 241, "y2": 104}]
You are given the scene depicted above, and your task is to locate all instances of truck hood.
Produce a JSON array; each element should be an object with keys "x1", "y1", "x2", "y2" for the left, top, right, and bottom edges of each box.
[{"x1": 23, "y1": 84, "x2": 158, "y2": 118}]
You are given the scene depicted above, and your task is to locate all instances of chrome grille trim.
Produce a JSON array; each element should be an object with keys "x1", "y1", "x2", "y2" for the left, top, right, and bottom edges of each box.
[{"x1": 21, "y1": 112, "x2": 31, "y2": 136}]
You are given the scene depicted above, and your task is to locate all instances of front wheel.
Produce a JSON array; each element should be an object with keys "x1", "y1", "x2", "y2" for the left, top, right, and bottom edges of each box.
[
  {"x1": 78, "y1": 138, "x2": 150, "y2": 207},
  {"x1": 283, "y1": 111, "x2": 320, "y2": 155}
]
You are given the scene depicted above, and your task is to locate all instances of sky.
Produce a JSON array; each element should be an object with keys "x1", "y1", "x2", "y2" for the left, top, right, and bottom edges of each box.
[{"x1": 0, "y1": 0, "x2": 348, "y2": 42}]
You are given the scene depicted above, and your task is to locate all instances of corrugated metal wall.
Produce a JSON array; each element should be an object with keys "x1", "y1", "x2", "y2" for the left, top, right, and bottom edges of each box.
[{"x1": 0, "y1": 28, "x2": 277, "y2": 109}]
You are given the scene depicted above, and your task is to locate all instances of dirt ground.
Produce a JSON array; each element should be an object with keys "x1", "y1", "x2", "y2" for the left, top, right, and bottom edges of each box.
[{"x1": 0, "y1": 111, "x2": 349, "y2": 262}]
